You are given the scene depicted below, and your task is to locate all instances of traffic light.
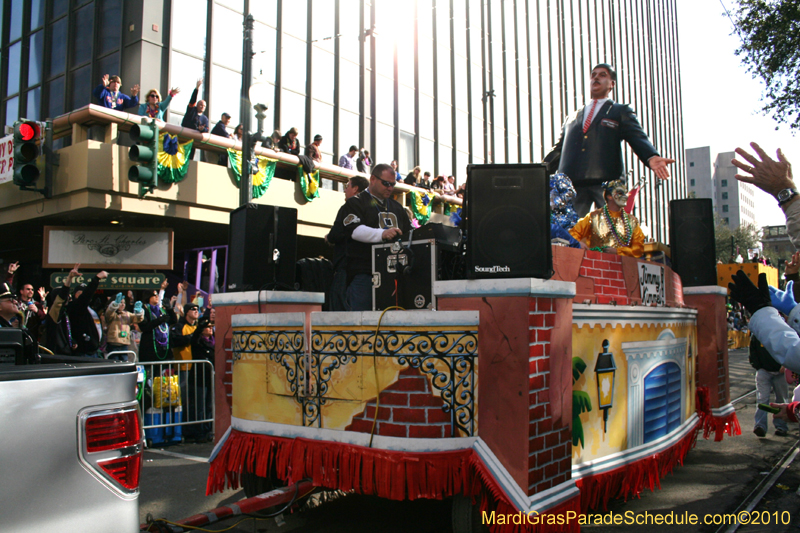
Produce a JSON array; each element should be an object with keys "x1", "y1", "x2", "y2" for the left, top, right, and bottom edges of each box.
[
  {"x1": 13, "y1": 120, "x2": 42, "y2": 187},
  {"x1": 128, "y1": 121, "x2": 159, "y2": 197}
]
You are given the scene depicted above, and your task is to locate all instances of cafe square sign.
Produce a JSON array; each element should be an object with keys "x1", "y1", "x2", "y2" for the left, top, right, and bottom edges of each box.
[{"x1": 43, "y1": 226, "x2": 173, "y2": 269}]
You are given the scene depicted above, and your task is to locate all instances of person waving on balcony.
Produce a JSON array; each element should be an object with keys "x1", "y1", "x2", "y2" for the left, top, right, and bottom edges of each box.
[
  {"x1": 182, "y1": 78, "x2": 209, "y2": 160},
  {"x1": 93, "y1": 74, "x2": 140, "y2": 112},
  {"x1": 138, "y1": 87, "x2": 181, "y2": 120}
]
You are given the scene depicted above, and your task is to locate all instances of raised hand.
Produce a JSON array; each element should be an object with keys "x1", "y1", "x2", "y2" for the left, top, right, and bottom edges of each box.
[
  {"x1": 68, "y1": 263, "x2": 81, "y2": 279},
  {"x1": 133, "y1": 301, "x2": 143, "y2": 313},
  {"x1": 130, "y1": 84, "x2": 140, "y2": 96},
  {"x1": 7, "y1": 261, "x2": 19, "y2": 275},
  {"x1": 728, "y1": 271, "x2": 772, "y2": 315},
  {"x1": 786, "y1": 251, "x2": 800, "y2": 277},
  {"x1": 196, "y1": 78, "x2": 203, "y2": 89},
  {"x1": 115, "y1": 292, "x2": 124, "y2": 305},
  {"x1": 102, "y1": 74, "x2": 109, "y2": 86},
  {"x1": 97, "y1": 271, "x2": 108, "y2": 280},
  {"x1": 733, "y1": 143, "x2": 794, "y2": 197}
]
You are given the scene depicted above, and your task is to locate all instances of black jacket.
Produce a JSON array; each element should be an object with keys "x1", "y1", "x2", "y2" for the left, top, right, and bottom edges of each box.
[
  {"x1": 278, "y1": 135, "x2": 300, "y2": 155},
  {"x1": 45, "y1": 285, "x2": 72, "y2": 355},
  {"x1": 210, "y1": 121, "x2": 230, "y2": 139},
  {"x1": 333, "y1": 189, "x2": 411, "y2": 283},
  {"x1": 181, "y1": 88, "x2": 209, "y2": 133},
  {"x1": 191, "y1": 317, "x2": 215, "y2": 380},
  {"x1": 138, "y1": 304, "x2": 177, "y2": 362},
  {"x1": 170, "y1": 316, "x2": 196, "y2": 350},
  {"x1": 66, "y1": 275, "x2": 102, "y2": 355},
  {"x1": 543, "y1": 100, "x2": 659, "y2": 186},
  {"x1": 749, "y1": 335, "x2": 781, "y2": 372}
]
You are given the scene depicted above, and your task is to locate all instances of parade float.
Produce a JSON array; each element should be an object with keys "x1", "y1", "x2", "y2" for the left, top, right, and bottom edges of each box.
[{"x1": 205, "y1": 176, "x2": 737, "y2": 532}]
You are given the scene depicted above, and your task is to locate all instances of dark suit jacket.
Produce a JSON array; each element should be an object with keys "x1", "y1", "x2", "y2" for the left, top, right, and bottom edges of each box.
[{"x1": 543, "y1": 100, "x2": 659, "y2": 186}]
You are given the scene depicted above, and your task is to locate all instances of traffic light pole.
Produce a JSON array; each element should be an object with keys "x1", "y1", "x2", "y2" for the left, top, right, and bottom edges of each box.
[{"x1": 42, "y1": 119, "x2": 55, "y2": 199}]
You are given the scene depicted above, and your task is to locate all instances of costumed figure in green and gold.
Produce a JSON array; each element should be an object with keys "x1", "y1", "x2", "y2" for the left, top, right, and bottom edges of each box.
[{"x1": 568, "y1": 179, "x2": 645, "y2": 257}]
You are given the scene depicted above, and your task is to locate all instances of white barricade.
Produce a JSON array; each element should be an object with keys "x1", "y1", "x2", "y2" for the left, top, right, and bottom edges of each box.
[{"x1": 137, "y1": 360, "x2": 215, "y2": 446}]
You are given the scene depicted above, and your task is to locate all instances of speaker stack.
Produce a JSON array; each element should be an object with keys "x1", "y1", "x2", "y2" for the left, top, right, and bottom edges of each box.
[
  {"x1": 227, "y1": 204, "x2": 298, "y2": 291},
  {"x1": 668, "y1": 198, "x2": 717, "y2": 287},
  {"x1": 466, "y1": 164, "x2": 553, "y2": 279}
]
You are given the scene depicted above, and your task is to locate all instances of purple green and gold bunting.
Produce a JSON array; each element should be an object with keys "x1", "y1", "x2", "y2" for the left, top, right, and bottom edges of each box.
[
  {"x1": 157, "y1": 132, "x2": 193, "y2": 184},
  {"x1": 408, "y1": 190, "x2": 436, "y2": 225},
  {"x1": 298, "y1": 167, "x2": 320, "y2": 202},
  {"x1": 442, "y1": 202, "x2": 461, "y2": 216},
  {"x1": 227, "y1": 149, "x2": 277, "y2": 199}
]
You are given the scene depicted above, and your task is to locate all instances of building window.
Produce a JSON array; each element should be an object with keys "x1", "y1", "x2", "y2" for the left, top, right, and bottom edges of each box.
[
  {"x1": 722, "y1": 205, "x2": 728, "y2": 212},
  {"x1": 690, "y1": 162, "x2": 694, "y2": 167},
  {"x1": 721, "y1": 179, "x2": 727, "y2": 187},
  {"x1": 725, "y1": 218, "x2": 729, "y2": 225},
  {"x1": 722, "y1": 192, "x2": 728, "y2": 200},
  {"x1": 690, "y1": 178, "x2": 695, "y2": 186}
]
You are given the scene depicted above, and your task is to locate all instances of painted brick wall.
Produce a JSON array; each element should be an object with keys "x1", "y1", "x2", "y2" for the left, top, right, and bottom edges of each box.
[
  {"x1": 527, "y1": 297, "x2": 572, "y2": 495},
  {"x1": 345, "y1": 367, "x2": 454, "y2": 439},
  {"x1": 224, "y1": 336, "x2": 233, "y2": 399},
  {"x1": 578, "y1": 251, "x2": 629, "y2": 305}
]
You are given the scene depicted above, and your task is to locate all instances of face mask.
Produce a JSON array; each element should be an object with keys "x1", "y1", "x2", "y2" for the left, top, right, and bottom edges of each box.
[{"x1": 611, "y1": 187, "x2": 628, "y2": 208}]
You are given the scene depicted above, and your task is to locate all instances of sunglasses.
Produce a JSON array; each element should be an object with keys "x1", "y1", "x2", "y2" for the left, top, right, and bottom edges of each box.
[
  {"x1": 148, "y1": 94, "x2": 158, "y2": 99},
  {"x1": 378, "y1": 179, "x2": 395, "y2": 188}
]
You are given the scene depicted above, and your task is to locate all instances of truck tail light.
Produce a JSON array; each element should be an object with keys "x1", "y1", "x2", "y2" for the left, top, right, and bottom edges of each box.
[
  {"x1": 86, "y1": 410, "x2": 140, "y2": 452},
  {"x1": 98, "y1": 454, "x2": 141, "y2": 490},
  {"x1": 79, "y1": 403, "x2": 142, "y2": 497}
]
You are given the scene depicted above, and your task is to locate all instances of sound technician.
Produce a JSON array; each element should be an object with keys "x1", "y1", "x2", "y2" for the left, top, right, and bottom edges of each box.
[{"x1": 332, "y1": 164, "x2": 411, "y2": 311}]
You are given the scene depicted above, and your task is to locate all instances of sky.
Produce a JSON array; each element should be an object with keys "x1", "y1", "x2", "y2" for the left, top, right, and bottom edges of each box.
[{"x1": 675, "y1": 0, "x2": 795, "y2": 227}]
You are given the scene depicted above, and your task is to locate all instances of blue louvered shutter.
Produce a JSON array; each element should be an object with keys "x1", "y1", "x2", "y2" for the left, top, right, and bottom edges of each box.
[{"x1": 642, "y1": 362, "x2": 682, "y2": 444}]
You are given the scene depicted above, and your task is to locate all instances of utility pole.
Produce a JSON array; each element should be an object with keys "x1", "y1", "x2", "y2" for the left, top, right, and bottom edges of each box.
[{"x1": 239, "y1": 14, "x2": 255, "y2": 206}]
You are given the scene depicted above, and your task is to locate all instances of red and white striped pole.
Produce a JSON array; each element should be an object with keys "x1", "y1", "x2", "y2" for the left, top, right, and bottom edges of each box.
[{"x1": 141, "y1": 480, "x2": 315, "y2": 532}]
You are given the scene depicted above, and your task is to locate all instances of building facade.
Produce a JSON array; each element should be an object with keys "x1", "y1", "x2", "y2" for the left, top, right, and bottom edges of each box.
[
  {"x1": 0, "y1": 0, "x2": 686, "y2": 266},
  {"x1": 761, "y1": 225, "x2": 793, "y2": 265},
  {"x1": 713, "y1": 151, "x2": 756, "y2": 229},
  {"x1": 685, "y1": 146, "x2": 714, "y2": 204}
]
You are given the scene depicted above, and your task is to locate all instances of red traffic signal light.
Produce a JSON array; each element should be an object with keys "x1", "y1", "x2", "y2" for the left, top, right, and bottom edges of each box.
[
  {"x1": 13, "y1": 120, "x2": 43, "y2": 186},
  {"x1": 14, "y1": 121, "x2": 41, "y2": 143}
]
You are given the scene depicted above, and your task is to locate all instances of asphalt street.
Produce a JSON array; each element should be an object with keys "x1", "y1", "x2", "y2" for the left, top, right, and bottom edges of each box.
[{"x1": 139, "y1": 348, "x2": 800, "y2": 533}]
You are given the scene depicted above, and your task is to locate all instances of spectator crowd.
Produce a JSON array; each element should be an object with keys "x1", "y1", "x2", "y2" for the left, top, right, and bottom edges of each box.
[{"x1": 93, "y1": 72, "x2": 463, "y2": 191}]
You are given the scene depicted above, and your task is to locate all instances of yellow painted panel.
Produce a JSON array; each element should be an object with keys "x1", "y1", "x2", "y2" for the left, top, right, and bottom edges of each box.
[
  {"x1": 232, "y1": 359, "x2": 267, "y2": 419},
  {"x1": 361, "y1": 355, "x2": 407, "y2": 401},
  {"x1": 717, "y1": 262, "x2": 778, "y2": 290},
  {"x1": 571, "y1": 322, "x2": 697, "y2": 466},
  {"x1": 320, "y1": 398, "x2": 370, "y2": 430}
]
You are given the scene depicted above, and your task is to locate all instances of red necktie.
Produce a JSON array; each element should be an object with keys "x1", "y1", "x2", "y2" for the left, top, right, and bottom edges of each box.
[{"x1": 583, "y1": 100, "x2": 598, "y2": 133}]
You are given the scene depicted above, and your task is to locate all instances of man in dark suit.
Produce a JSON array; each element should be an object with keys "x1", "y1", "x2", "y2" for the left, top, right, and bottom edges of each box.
[{"x1": 543, "y1": 63, "x2": 675, "y2": 216}]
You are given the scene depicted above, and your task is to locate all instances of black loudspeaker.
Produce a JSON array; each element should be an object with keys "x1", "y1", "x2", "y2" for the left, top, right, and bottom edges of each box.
[
  {"x1": 227, "y1": 204, "x2": 298, "y2": 291},
  {"x1": 466, "y1": 164, "x2": 552, "y2": 279},
  {"x1": 669, "y1": 198, "x2": 717, "y2": 287}
]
